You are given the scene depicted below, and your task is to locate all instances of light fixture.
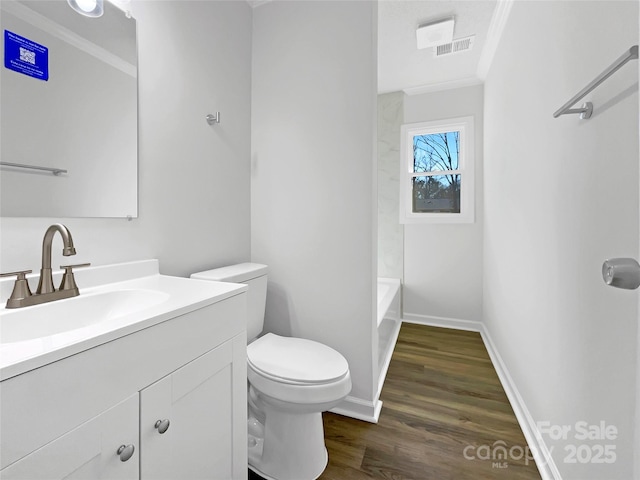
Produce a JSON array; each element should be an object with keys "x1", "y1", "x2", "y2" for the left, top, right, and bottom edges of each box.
[
  {"x1": 416, "y1": 16, "x2": 455, "y2": 49},
  {"x1": 67, "y1": 0, "x2": 103, "y2": 17}
]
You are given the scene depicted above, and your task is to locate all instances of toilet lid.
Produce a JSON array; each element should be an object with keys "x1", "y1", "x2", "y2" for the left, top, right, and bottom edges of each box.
[{"x1": 247, "y1": 333, "x2": 349, "y2": 384}]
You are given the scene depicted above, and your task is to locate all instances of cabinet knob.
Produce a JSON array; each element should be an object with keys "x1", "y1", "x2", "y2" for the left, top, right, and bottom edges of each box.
[
  {"x1": 154, "y1": 419, "x2": 170, "y2": 434},
  {"x1": 116, "y1": 444, "x2": 135, "y2": 462}
]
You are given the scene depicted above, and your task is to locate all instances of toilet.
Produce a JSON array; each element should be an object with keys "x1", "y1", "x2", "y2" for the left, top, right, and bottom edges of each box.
[{"x1": 191, "y1": 263, "x2": 352, "y2": 480}]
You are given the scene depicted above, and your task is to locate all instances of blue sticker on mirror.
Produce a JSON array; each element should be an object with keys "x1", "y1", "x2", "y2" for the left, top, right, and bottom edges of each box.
[{"x1": 4, "y1": 30, "x2": 49, "y2": 81}]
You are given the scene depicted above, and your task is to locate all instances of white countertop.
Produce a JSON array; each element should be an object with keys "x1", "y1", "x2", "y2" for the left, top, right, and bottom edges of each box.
[{"x1": 0, "y1": 260, "x2": 247, "y2": 381}]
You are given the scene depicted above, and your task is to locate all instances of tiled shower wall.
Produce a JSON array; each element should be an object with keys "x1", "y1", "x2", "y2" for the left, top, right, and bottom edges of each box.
[{"x1": 377, "y1": 92, "x2": 404, "y2": 280}]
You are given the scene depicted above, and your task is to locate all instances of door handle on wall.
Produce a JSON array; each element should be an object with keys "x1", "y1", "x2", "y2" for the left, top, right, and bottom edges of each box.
[{"x1": 602, "y1": 258, "x2": 640, "y2": 289}]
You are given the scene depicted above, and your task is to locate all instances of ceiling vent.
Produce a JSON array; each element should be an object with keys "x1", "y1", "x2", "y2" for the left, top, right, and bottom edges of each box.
[
  {"x1": 434, "y1": 35, "x2": 475, "y2": 57},
  {"x1": 416, "y1": 17, "x2": 455, "y2": 49}
]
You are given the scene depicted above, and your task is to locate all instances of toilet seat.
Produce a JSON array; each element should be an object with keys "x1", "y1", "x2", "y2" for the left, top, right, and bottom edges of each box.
[
  {"x1": 247, "y1": 333, "x2": 351, "y2": 405},
  {"x1": 248, "y1": 333, "x2": 349, "y2": 384}
]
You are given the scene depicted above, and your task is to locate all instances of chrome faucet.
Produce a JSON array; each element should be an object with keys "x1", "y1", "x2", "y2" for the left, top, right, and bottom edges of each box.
[{"x1": 0, "y1": 224, "x2": 90, "y2": 308}]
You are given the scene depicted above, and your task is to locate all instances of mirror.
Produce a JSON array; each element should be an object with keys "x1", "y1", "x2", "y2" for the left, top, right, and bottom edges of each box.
[{"x1": 0, "y1": 0, "x2": 137, "y2": 218}]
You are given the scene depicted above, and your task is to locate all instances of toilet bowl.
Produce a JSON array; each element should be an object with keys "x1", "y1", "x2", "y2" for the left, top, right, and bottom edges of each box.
[
  {"x1": 247, "y1": 333, "x2": 351, "y2": 480},
  {"x1": 190, "y1": 263, "x2": 352, "y2": 480}
]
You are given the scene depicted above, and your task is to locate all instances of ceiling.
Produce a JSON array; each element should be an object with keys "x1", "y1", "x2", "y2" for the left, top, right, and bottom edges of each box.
[
  {"x1": 378, "y1": 0, "x2": 501, "y2": 94},
  {"x1": 248, "y1": 0, "x2": 508, "y2": 95}
]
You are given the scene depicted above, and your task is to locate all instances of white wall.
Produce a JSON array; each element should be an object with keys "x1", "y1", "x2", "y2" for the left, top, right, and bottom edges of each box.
[
  {"x1": 0, "y1": 1, "x2": 252, "y2": 278},
  {"x1": 251, "y1": 1, "x2": 378, "y2": 413},
  {"x1": 402, "y1": 84, "x2": 484, "y2": 324},
  {"x1": 484, "y1": 2, "x2": 638, "y2": 478},
  {"x1": 378, "y1": 92, "x2": 404, "y2": 280}
]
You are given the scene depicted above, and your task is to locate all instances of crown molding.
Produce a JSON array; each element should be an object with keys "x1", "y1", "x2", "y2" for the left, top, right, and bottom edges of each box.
[
  {"x1": 477, "y1": 0, "x2": 514, "y2": 80},
  {"x1": 401, "y1": 76, "x2": 483, "y2": 96}
]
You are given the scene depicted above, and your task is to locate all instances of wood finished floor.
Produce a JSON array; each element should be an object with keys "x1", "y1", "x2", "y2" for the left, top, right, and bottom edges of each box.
[
  {"x1": 250, "y1": 324, "x2": 542, "y2": 480},
  {"x1": 320, "y1": 324, "x2": 541, "y2": 480}
]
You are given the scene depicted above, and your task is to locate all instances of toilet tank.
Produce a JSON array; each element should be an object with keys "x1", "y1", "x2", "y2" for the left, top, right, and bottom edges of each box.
[{"x1": 191, "y1": 263, "x2": 268, "y2": 341}]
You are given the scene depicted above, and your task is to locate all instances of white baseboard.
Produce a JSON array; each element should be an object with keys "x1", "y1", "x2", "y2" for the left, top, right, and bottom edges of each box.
[
  {"x1": 479, "y1": 326, "x2": 561, "y2": 480},
  {"x1": 330, "y1": 395, "x2": 383, "y2": 424},
  {"x1": 400, "y1": 314, "x2": 562, "y2": 479},
  {"x1": 329, "y1": 319, "x2": 400, "y2": 424},
  {"x1": 402, "y1": 312, "x2": 483, "y2": 332}
]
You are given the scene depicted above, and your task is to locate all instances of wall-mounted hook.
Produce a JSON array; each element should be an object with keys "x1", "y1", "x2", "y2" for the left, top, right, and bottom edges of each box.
[{"x1": 206, "y1": 112, "x2": 220, "y2": 125}]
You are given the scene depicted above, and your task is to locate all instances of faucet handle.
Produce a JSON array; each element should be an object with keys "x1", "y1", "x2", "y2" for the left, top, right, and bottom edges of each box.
[
  {"x1": 1, "y1": 270, "x2": 33, "y2": 308},
  {"x1": 0, "y1": 270, "x2": 33, "y2": 278},
  {"x1": 60, "y1": 263, "x2": 91, "y2": 270},
  {"x1": 59, "y1": 263, "x2": 90, "y2": 292}
]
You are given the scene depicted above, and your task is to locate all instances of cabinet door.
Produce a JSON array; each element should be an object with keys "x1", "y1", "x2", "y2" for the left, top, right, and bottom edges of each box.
[
  {"x1": 0, "y1": 394, "x2": 139, "y2": 480},
  {"x1": 140, "y1": 339, "x2": 243, "y2": 480}
]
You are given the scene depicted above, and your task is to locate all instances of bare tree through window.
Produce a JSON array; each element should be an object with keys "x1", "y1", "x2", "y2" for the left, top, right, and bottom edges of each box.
[{"x1": 412, "y1": 131, "x2": 460, "y2": 213}]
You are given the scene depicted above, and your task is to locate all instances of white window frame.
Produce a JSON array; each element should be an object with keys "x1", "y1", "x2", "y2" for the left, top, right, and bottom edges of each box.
[{"x1": 399, "y1": 116, "x2": 475, "y2": 224}]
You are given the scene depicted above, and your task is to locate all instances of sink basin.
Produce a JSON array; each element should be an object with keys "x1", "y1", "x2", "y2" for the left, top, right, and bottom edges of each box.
[
  {"x1": 0, "y1": 260, "x2": 248, "y2": 381},
  {"x1": 0, "y1": 289, "x2": 169, "y2": 344}
]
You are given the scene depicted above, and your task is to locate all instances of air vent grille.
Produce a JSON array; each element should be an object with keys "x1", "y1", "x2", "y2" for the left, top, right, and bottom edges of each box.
[{"x1": 434, "y1": 35, "x2": 475, "y2": 57}]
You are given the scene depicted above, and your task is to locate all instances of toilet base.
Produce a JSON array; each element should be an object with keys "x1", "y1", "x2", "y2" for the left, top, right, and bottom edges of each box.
[
  {"x1": 248, "y1": 448, "x2": 327, "y2": 480},
  {"x1": 248, "y1": 395, "x2": 331, "y2": 480}
]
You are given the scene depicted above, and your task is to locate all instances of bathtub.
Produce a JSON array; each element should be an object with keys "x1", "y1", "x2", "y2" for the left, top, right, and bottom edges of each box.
[
  {"x1": 376, "y1": 277, "x2": 401, "y2": 398},
  {"x1": 377, "y1": 278, "x2": 400, "y2": 327}
]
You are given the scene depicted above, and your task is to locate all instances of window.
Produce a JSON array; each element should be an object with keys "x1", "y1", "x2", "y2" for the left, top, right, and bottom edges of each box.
[{"x1": 399, "y1": 116, "x2": 475, "y2": 224}]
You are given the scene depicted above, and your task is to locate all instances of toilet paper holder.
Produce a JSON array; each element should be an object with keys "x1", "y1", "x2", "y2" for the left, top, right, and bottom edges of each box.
[{"x1": 602, "y1": 258, "x2": 640, "y2": 290}]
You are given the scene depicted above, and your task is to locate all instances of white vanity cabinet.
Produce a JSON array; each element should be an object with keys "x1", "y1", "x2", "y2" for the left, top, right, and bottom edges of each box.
[
  {"x1": 0, "y1": 394, "x2": 140, "y2": 480},
  {"x1": 140, "y1": 340, "x2": 237, "y2": 479},
  {"x1": 0, "y1": 291, "x2": 248, "y2": 480}
]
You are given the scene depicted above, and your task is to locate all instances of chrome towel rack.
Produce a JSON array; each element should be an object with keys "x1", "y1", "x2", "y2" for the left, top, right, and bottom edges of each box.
[
  {"x1": 553, "y1": 45, "x2": 638, "y2": 120},
  {"x1": 0, "y1": 162, "x2": 67, "y2": 176}
]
